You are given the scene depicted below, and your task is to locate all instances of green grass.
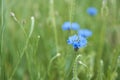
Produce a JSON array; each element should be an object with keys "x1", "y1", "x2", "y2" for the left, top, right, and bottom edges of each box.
[{"x1": 0, "y1": 0, "x2": 120, "y2": 80}]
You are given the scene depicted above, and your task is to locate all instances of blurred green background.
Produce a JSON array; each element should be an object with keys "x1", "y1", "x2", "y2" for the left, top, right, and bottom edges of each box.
[{"x1": 0, "y1": 0, "x2": 120, "y2": 80}]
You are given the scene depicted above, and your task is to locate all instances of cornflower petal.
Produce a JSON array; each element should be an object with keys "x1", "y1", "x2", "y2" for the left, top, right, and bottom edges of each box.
[
  {"x1": 87, "y1": 7, "x2": 97, "y2": 16},
  {"x1": 78, "y1": 29, "x2": 92, "y2": 38}
]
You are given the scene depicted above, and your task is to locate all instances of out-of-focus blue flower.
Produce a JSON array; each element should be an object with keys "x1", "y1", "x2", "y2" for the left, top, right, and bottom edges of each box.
[
  {"x1": 87, "y1": 7, "x2": 97, "y2": 16},
  {"x1": 62, "y1": 21, "x2": 80, "y2": 30},
  {"x1": 67, "y1": 34, "x2": 87, "y2": 50},
  {"x1": 62, "y1": 22, "x2": 71, "y2": 30},
  {"x1": 71, "y1": 22, "x2": 80, "y2": 30},
  {"x1": 78, "y1": 29, "x2": 92, "y2": 38}
]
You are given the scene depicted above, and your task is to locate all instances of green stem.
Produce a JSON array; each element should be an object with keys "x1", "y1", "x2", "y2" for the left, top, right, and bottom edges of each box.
[
  {"x1": 1, "y1": 0, "x2": 5, "y2": 58},
  {"x1": 10, "y1": 12, "x2": 27, "y2": 37},
  {"x1": 1, "y1": 0, "x2": 5, "y2": 79},
  {"x1": 50, "y1": 0, "x2": 58, "y2": 53},
  {"x1": 72, "y1": 54, "x2": 81, "y2": 80},
  {"x1": 9, "y1": 17, "x2": 35, "y2": 80},
  {"x1": 48, "y1": 53, "x2": 60, "y2": 76},
  {"x1": 69, "y1": 0, "x2": 75, "y2": 23},
  {"x1": 93, "y1": 1, "x2": 108, "y2": 79}
]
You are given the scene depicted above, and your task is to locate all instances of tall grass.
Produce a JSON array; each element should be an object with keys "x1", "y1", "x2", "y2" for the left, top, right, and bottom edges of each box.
[{"x1": 0, "y1": 0, "x2": 120, "y2": 80}]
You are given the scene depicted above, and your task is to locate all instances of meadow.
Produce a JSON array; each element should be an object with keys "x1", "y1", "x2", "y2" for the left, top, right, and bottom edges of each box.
[{"x1": 0, "y1": 0, "x2": 120, "y2": 80}]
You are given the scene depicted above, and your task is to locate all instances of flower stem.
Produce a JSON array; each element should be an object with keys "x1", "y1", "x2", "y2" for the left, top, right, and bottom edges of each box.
[
  {"x1": 9, "y1": 16, "x2": 35, "y2": 80},
  {"x1": 50, "y1": 0, "x2": 58, "y2": 53},
  {"x1": 72, "y1": 54, "x2": 81, "y2": 80}
]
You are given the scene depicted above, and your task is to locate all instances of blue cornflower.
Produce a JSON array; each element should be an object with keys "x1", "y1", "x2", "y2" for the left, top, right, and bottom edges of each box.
[
  {"x1": 71, "y1": 22, "x2": 80, "y2": 30},
  {"x1": 67, "y1": 34, "x2": 87, "y2": 51},
  {"x1": 87, "y1": 7, "x2": 97, "y2": 16},
  {"x1": 78, "y1": 29, "x2": 92, "y2": 38},
  {"x1": 62, "y1": 21, "x2": 80, "y2": 30},
  {"x1": 62, "y1": 22, "x2": 71, "y2": 30}
]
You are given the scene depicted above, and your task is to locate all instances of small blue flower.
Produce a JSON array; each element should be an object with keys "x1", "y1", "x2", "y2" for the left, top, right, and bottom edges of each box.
[
  {"x1": 77, "y1": 35, "x2": 87, "y2": 47},
  {"x1": 87, "y1": 7, "x2": 97, "y2": 16},
  {"x1": 62, "y1": 22, "x2": 71, "y2": 30},
  {"x1": 71, "y1": 22, "x2": 80, "y2": 30},
  {"x1": 67, "y1": 35, "x2": 78, "y2": 45},
  {"x1": 67, "y1": 34, "x2": 87, "y2": 50},
  {"x1": 62, "y1": 21, "x2": 80, "y2": 30},
  {"x1": 78, "y1": 29, "x2": 92, "y2": 38}
]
